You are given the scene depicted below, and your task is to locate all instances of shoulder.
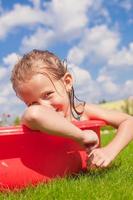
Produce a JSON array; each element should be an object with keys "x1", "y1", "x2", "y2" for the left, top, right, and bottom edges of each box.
[
  {"x1": 84, "y1": 102, "x2": 131, "y2": 127},
  {"x1": 84, "y1": 102, "x2": 118, "y2": 121},
  {"x1": 84, "y1": 102, "x2": 105, "y2": 119},
  {"x1": 84, "y1": 102, "x2": 104, "y2": 114}
]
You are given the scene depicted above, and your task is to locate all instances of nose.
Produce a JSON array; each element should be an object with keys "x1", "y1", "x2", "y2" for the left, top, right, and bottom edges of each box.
[{"x1": 38, "y1": 99, "x2": 54, "y2": 110}]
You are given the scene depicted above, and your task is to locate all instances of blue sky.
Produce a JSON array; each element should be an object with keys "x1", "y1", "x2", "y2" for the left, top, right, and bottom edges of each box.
[{"x1": 0, "y1": 0, "x2": 133, "y2": 118}]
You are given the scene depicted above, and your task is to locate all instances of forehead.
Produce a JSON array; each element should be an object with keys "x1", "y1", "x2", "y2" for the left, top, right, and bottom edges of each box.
[
  {"x1": 17, "y1": 74, "x2": 51, "y2": 95},
  {"x1": 20, "y1": 74, "x2": 56, "y2": 90},
  {"x1": 17, "y1": 74, "x2": 63, "y2": 100}
]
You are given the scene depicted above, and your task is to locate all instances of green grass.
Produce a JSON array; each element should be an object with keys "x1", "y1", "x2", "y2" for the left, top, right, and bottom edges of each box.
[{"x1": 0, "y1": 131, "x2": 133, "y2": 200}]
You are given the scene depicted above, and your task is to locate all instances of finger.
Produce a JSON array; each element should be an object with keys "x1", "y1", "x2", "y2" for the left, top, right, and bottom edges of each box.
[
  {"x1": 87, "y1": 157, "x2": 93, "y2": 167},
  {"x1": 100, "y1": 160, "x2": 110, "y2": 168},
  {"x1": 95, "y1": 159, "x2": 105, "y2": 167},
  {"x1": 88, "y1": 151, "x2": 100, "y2": 163},
  {"x1": 89, "y1": 143, "x2": 99, "y2": 151},
  {"x1": 90, "y1": 154, "x2": 101, "y2": 165},
  {"x1": 88, "y1": 153, "x2": 94, "y2": 162},
  {"x1": 86, "y1": 147, "x2": 91, "y2": 154},
  {"x1": 87, "y1": 155, "x2": 97, "y2": 169},
  {"x1": 88, "y1": 149, "x2": 98, "y2": 157}
]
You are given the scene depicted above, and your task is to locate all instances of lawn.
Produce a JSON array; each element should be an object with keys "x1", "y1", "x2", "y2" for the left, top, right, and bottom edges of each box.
[{"x1": 0, "y1": 130, "x2": 133, "y2": 200}]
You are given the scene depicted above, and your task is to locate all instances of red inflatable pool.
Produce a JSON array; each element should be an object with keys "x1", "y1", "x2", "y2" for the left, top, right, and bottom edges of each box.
[{"x1": 0, "y1": 120, "x2": 105, "y2": 190}]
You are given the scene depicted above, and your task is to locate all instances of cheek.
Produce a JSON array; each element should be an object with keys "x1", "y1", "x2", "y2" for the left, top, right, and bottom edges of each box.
[
  {"x1": 62, "y1": 94, "x2": 70, "y2": 109},
  {"x1": 53, "y1": 95, "x2": 69, "y2": 109}
]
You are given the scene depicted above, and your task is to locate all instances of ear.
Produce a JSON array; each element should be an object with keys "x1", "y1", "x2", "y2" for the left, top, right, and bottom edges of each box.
[{"x1": 62, "y1": 72, "x2": 73, "y2": 92}]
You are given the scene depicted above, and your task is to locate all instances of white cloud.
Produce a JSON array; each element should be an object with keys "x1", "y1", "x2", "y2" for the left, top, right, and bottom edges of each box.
[
  {"x1": 0, "y1": 0, "x2": 112, "y2": 52},
  {"x1": 68, "y1": 63, "x2": 91, "y2": 86},
  {"x1": 0, "y1": 96, "x2": 7, "y2": 104},
  {"x1": 67, "y1": 24, "x2": 133, "y2": 102},
  {"x1": 0, "y1": 67, "x2": 7, "y2": 80},
  {"x1": 97, "y1": 74, "x2": 112, "y2": 82},
  {"x1": 0, "y1": 95, "x2": 25, "y2": 117},
  {"x1": 88, "y1": 0, "x2": 111, "y2": 25},
  {"x1": 29, "y1": 0, "x2": 41, "y2": 9},
  {"x1": 44, "y1": 0, "x2": 92, "y2": 35},
  {"x1": 20, "y1": 0, "x2": 99, "y2": 52},
  {"x1": 21, "y1": 28, "x2": 55, "y2": 52},
  {"x1": 1, "y1": 82, "x2": 13, "y2": 96},
  {"x1": 101, "y1": 80, "x2": 119, "y2": 95},
  {"x1": 67, "y1": 47, "x2": 86, "y2": 66},
  {"x1": 96, "y1": 70, "x2": 133, "y2": 100},
  {"x1": 0, "y1": 3, "x2": 46, "y2": 39},
  {"x1": 3, "y1": 52, "x2": 20, "y2": 69},
  {"x1": 0, "y1": 79, "x2": 25, "y2": 117},
  {"x1": 123, "y1": 80, "x2": 133, "y2": 97},
  {"x1": 68, "y1": 25, "x2": 120, "y2": 65},
  {"x1": 67, "y1": 63, "x2": 102, "y2": 103},
  {"x1": 108, "y1": 42, "x2": 133, "y2": 68},
  {"x1": 0, "y1": 52, "x2": 24, "y2": 117},
  {"x1": 0, "y1": 0, "x2": 94, "y2": 41}
]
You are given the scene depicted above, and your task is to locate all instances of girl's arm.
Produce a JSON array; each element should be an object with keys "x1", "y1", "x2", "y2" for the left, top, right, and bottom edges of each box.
[
  {"x1": 21, "y1": 105, "x2": 99, "y2": 147},
  {"x1": 85, "y1": 103, "x2": 133, "y2": 167}
]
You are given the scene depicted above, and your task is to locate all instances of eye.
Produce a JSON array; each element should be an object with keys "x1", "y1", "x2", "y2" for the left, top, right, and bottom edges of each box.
[
  {"x1": 27, "y1": 102, "x2": 38, "y2": 107},
  {"x1": 42, "y1": 91, "x2": 54, "y2": 99}
]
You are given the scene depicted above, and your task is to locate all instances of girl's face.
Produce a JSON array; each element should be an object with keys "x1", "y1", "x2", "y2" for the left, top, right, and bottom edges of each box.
[{"x1": 17, "y1": 73, "x2": 73, "y2": 120}]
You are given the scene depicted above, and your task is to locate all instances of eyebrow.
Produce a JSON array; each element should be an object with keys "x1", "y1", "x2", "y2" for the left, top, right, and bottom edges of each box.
[{"x1": 40, "y1": 89, "x2": 54, "y2": 96}]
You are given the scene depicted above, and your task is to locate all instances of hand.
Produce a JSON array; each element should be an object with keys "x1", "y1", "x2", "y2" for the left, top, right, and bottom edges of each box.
[
  {"x1": 88, "y1": 146, "x2": 116, "y2": 168},
  {"x1": 81, "y1": 130, "x2": 99, "y2": 151}
]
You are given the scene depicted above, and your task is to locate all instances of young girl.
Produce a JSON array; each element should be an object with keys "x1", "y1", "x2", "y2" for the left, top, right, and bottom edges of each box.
[{"x1": 11, "y1": 49, "x2": 133, "y2": 168}]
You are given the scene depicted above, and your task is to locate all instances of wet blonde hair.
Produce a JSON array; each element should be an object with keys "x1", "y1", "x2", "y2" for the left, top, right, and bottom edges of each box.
[{"x1": 11, "y1": 49, "x2": 85, "y2": 119}]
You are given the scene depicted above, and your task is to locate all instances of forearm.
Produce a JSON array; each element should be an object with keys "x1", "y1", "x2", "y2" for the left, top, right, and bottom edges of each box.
[
  {"x1": 22, "y1": 105, "x2": 84, "y2": 142},
  {"x1": 105, "y1": 117, "x2": 133, "y2": 157}
]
